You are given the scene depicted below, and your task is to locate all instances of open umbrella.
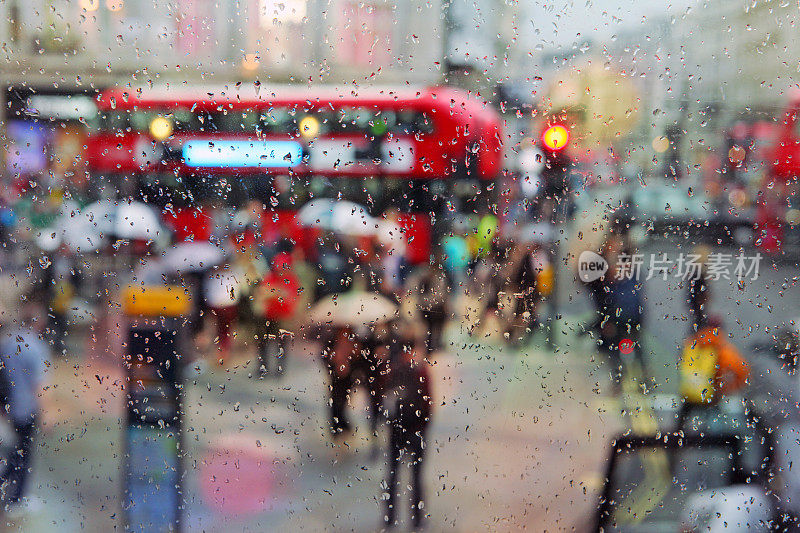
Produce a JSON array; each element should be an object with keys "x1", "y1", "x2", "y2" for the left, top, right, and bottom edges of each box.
[
  {"x1": 59, "y1": 212, "x2": 104, "y2": 252},
  {"x1": 80, "y1": 200, "x2": 164, "y2": 240},
  {"x1": 39, "y1": 201, "x2": 104, "y2": 253},
  {"x1": 81, "y1": 200, "x2": 116, "y2": 235},
  {"x1": 114, "y1": 201, "x2": 162, "y2": 240},
  {"x1": 297, "y1": 199, "x2": 376, "y2": 236},
  {"x1": 35, "y1": 229, "x2": 62, "y2": 252},
  {"x1": 36, "y1": 225, "x2": 102, "y2": 253},
  {"x1": 309, "y1": 291, "x2": 398, "y2": 326},
  {"x1": 61, "y1": 224, "x2": 103, "y2": 252},
  {"x1": 163, "y1": 241, "x2": 226, "y2": 272}
]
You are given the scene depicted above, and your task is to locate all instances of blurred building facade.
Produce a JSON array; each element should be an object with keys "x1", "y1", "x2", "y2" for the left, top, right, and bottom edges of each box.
[
  {"x1": 0, "y1": 0, "x2": 446, "y2": 88},
  {"x1": 529, "y1": 0, "x2": 800, "y2": 177},
  {"x1": 604, "y1": 0, "x2": 800, "y2": 131}
]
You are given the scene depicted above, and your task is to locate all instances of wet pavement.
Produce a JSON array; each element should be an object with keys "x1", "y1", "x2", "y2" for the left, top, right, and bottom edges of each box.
[
  {"x1": 4, "y1": 237, "x2": 797, "y2": 531},
  {"x1": 14, "y1": 321, "x2": 620, "y2": 532}
]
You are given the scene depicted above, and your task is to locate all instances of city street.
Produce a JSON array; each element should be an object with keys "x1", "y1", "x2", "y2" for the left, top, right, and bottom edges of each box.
[
  {"x1": 3, "y1": 0, "x2": 800, "y2": 528},
  {"x1": 6, "y1": 235, "x2": 796, "y2": 531}
]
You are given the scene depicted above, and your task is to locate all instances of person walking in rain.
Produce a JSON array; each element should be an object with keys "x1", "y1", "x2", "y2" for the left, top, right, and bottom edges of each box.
[
  {"x1": 382, "y1": 319, "x2": 433, "y2": 529},
  {"x1": 505, "y1": 242, "x2": 541, "y2": 348},
  {"x1": 253, "y1": 251, "x2": 299, "y2": 377},
  {"x1": 686, "y1": 245, "x2": 711, "y2": 332},
  {"x1": 407, "y1": 250, "x2": 449, "y2": 355},
  {"x1": 0, "y1": 301, "x2": 50, "y2": 515},
  {"x1": 747, "y1": 326, "x2": 800, "y2": 528},
  {"x1": 322, "y1": 326, "x2": 362, "y2": 439},
  {"x1": 204, "y1": 265, "x2": 243, "y2": 362},
  {"x1": 676, "y1": 316, "x2": 749, "y2": 431},
  {"x1": 587, "y1": 235, "x2": 647, "y2": 390}
]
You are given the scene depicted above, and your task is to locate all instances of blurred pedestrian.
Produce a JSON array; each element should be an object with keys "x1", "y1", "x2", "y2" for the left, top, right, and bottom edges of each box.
[
  {"x1": 677, "y1": 316, "x2": 749, "y2": 431},
  {"x1": 441, "y1": 230, "x2": 469, "y2": 292},
  {"x1": 746, "y1": 327, "x2": 800, "y2": 528},
  {"x1": 584, "y1": 235, "x2": 624, "y2": 341},
  {"x1": 350, "y1": 324, "x2": 387, "y2": 455},
  {"x1": 591, "y1": 238, "x2": 649, "y2": 389},
  {"x1": 472, "y1": 240, "x2": 511, "y2": 338},
  {"x1": 377, "y1": 211, "x2": 407, "y2": 296},
  {"x1": 204, "y1": 265, "x2": 243, "y2": 361},
  {"x1": 322, "y1": 326, "x2": 361, "y2": 439},
  {"x1": 315, "y1": 234, "x2": 353, "y2": 302},
  {"x1": 382, "y1": 320, "x2": 432, "y2": 529},
  {"x1": 687, "y1": 245, "x2": 711, "y2": 332},
  {"x1": 233, "y1": 242, "x2": 268, "y2": 340},
  {"x1": 43, "y1": 244, "x2": 81, "y2": 355},
  {"x1": 407, "y1": 252, "x2": 449, "y2": 355},
  {"x1": 253, "y1": 252, "x2": 299, "y2": 377},
  {"x1": 0, "y1": 303, "x2": 49, "y2": 514},
  {"x1": 474, "y1": 207, "x2": 499, "y2": 261},
  {"x1": 505, "y1": 242, "x2": 541, "y2": 347}
]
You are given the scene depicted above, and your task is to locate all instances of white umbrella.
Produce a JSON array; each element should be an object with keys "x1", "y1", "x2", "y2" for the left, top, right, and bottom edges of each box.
[
  {"x1": 35, "y1": 229, "x2": 61, "y2": 252},
  {"x1": 82, "y1": 200, "x2": 116, "y2": 235},
  {"x1": 41, "y1": 201, "x2": 101, "y2": 252},
  {"x1": 57, "y1": 208, "x2": 103, "y2": 252},
  {"x1": 309, "y1": 291, "x2": 398, "y2": 326},
  {"x1": 42, "y1": 201, "x2": 109, "y2": 253},
  {"x1": 297, "y1": 199, "x2": 376, "y2": 236},
  {"x1": 163, "y1": 241, "x2": 226, "y2": 272},
  {"x1": 36, "y1": 223, "x2": 101, "y2": 253},
  {"x1": 114, "y1": 201, "x2": 162, "y2": 240},
  {"x1": 60, "y1": 223, "x2": 103, "y2": 252}
]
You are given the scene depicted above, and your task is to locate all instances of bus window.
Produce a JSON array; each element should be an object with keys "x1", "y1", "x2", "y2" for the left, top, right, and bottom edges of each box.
[
  {"x1": 261, "y1": 109, "x2": 296, "y2": 134},
  {"x1": 212, "y1": 110, "x2": 259, "y2": 132}
]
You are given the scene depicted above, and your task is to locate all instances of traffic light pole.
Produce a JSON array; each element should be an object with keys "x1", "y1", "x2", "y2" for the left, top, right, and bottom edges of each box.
[
  {"x1": 545, "y1": 197, "x2": 569, "y2": 349},
  {"x1": 540, "y1": 124, "x2": 571, "y2": 350}
]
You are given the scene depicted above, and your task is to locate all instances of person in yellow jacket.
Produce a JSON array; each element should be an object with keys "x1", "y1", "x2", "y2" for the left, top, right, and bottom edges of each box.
[{"x1": 677, "y1": 316, "x2": 749, "y2": 431}]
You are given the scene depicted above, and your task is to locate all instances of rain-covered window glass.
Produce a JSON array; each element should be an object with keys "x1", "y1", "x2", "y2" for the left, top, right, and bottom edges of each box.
[{"x1": 6, "y1": 0, "x2": 800, "y2": 530}]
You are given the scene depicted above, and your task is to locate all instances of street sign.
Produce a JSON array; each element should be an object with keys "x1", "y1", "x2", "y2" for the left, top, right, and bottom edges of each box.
[{"x1": 123, "y1": 285, "x2": 191, "y2": 317}]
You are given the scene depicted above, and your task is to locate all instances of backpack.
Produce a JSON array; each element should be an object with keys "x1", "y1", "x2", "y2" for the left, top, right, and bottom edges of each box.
[
  {"x1": 0, "y1": 359, "x2": 8, "y2": 409},
  {"x1": 52, "y1": 279, "x2": 75, "y2": 315},
  {"x1": 679, "y1": 342, "x2": 719, "y2": 404},
  {"x1": 610, "y1": 277, "x2": 642, "y2": 326}
]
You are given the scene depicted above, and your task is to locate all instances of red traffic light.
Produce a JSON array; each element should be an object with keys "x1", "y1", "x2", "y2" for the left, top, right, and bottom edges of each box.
[{"x1": 542, "y1": 124, "x2": 570, "y2": 151}]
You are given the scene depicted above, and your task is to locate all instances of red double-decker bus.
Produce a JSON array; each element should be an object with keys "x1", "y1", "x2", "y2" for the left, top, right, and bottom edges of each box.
[
  {"x1": 84, "y1": 84, "x2": 503, "y2": 263},
  {"x1": 754, "y1": 92, "x2": 800, "y2": 254}
]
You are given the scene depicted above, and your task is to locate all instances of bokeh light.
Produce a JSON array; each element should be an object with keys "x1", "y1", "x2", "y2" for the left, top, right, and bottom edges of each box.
[
  {"x1": 149, "y1": 116, "x2": 173, "y2": 141},
  {"x1": 542, "y1": 124, "x2": 569, "y2": 151}
]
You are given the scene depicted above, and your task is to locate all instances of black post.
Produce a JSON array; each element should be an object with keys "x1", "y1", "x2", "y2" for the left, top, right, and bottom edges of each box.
[{"x1": 122, "y1": 286, "x2": 189, "y2": 532}]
